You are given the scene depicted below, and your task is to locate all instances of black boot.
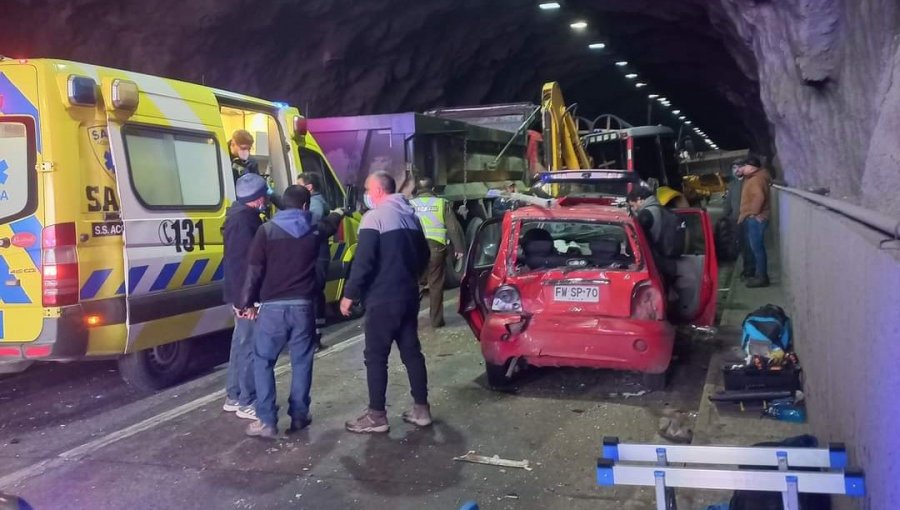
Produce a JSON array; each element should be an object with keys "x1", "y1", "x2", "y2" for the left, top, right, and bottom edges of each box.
[{"x1": 746, "y1": 276, "x2": 770, "y2": 288}]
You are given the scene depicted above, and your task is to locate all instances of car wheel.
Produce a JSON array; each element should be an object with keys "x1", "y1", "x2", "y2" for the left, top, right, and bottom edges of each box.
[
  {"x1": 642, "y1": 370, "x2": 668, "y2": 391},
  {"x1": 485, "y1": 359, "x2": 514, "y2": 390},
  {"x1": 118, "y1": 340, "x2": 193, "y2": 391}
]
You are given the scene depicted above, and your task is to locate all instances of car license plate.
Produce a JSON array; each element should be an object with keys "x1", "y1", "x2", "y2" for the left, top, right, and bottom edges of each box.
[{"x1": 553, "y1": 285, "x2": 599, "y2": 302}]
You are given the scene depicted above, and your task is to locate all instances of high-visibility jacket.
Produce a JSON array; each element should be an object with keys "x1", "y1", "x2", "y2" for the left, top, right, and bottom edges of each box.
[{"x1": 410, "y1": 195, "x2": 448, "y2": 244}]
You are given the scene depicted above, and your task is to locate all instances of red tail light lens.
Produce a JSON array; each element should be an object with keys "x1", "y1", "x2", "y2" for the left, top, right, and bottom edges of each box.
[
  {"x1": 42, "y1": 223, "x2": 79, "y2": 307},
  {"x1": 631, "y1": 281, "x2": 663, "y2": 321}
]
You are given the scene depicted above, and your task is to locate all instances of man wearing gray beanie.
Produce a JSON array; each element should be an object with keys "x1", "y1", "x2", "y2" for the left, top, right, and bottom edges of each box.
[{"x1": 222, "y1": 173, "x2": 268, "y2": 419}]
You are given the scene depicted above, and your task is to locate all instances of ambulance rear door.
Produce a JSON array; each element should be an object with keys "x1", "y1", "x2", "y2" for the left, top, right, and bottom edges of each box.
[{"x1": 104, "y1": 78, "x2": 231, "y2": 358}]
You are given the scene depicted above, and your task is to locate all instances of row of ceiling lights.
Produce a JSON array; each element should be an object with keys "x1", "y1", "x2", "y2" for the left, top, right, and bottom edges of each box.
[{"x1": 537, "y1": 2, "x2": 720, "y2": 150}]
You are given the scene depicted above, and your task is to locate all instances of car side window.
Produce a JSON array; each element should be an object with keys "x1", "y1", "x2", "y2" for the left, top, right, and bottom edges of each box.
[{"x1": 472, "y1": 221, "x2": 502, "y2": 268}]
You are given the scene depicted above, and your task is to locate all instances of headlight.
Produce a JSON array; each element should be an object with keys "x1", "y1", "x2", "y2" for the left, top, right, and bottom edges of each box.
[{"x1": 491, "y1": 285, "x2": 522, "y2": 312}]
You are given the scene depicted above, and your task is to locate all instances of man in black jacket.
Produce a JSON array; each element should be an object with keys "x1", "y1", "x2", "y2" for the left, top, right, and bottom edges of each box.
[
  {"x1": 222, "y1": 173, "x2": 267, "y2": 420},
  {"x1": 340, "y1": 171, "x2": 432, "y2": 434},
  {"x1": 239, "y1": 186, "x2": 343, "y2": 438}
]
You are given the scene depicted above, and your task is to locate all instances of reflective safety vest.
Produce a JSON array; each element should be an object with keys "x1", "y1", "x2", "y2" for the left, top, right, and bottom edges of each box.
[{"x1": 410, "y1": 196, "x2": 448, "y2": 244}]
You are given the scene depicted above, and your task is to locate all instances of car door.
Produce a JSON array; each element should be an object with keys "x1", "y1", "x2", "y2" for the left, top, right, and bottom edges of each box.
[
  {"x1": 671, "y1": 208, "x2": 718, "y2": 326},
  {"x1": 107, "y1": 100, "x2": 231, "y2": 353},
  {"x1": 458, "y1": 217, "x2": 503, "y2": 338}
]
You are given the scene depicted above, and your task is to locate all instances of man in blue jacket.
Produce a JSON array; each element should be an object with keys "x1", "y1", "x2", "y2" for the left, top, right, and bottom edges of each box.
[
  {"x1": 297, "y1": 172, "x2": 332, "y2": 350},
  {"x1": 239, "y1": 186, "x2": 344, "y2": 438},
  {"x1": 222, "y1": 173, "x2": 267, "y2": 420},
  {"x1": 340, "y1": 171, "x2": 432, "y2": 434}
]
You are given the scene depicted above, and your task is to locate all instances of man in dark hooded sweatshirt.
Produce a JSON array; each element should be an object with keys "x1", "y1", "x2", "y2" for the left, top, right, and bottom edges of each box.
[{"x1": 239, "y1": 185, "x2": 343, "y2": 438}]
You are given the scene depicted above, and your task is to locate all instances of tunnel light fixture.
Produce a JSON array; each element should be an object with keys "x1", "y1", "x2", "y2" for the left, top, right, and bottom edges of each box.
[
  {"x1": 678, "y1": 116, "x2": 686, "y2": 120},
  {"x1": 589, "y1": 43, "x2": 606, "y2": 50},
  {"x1": 615, "y1": 61, "x2": 629, "y2": 67},
  {"x1": 672, "y1": 110, "x2": 681, "y2": 115},
  {"x1": 570, "y1": 20, "x2": 588, "y2": 29},
  {"x1": 657, "y1": 97, "x2": 668, "y2": 103},
  {"x1": 684, "y1": 120, "x2": 693, "y2": 125},
  {"x1": 625, "y1": 73, "x2": 638, "y2": 79},
  {"x1": 539, "y1": 2, "x2": 562, "y2": 10},
  {"x1": 648, "y1": 94, "x2": 660, "y2": 99},
  {"x1": 635, "y1": 82, "x2": 647, "y2": 88}
]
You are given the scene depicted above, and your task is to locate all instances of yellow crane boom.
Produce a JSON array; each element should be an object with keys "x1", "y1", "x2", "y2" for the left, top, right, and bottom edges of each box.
[{"x1": 541, "y1": 81, "x2": 592, "y2": 171}]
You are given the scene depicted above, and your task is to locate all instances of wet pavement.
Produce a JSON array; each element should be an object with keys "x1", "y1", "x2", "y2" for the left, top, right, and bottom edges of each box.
[{"x1": 0, "y1": 295, "x2": 719, "y2": 510}]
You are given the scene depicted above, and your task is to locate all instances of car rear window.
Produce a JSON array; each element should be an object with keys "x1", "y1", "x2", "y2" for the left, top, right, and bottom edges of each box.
[
  {"x1": 0, "y1": 118, "x2": 37, "y2": 224},
  {"x1": 516, "y1": 220, "x2": 636, "y2": 272}
]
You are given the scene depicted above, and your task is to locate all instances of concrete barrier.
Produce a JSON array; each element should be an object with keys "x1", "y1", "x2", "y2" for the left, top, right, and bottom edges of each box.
[{"x1": 777, "y1": 189, "x2": 900, "y2": 510}]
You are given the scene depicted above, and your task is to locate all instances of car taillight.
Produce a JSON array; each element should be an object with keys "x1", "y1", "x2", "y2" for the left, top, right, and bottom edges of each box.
[
  {"x1": 42, "y1": 223, "x2": 79, "y2": 307},
  {"x1": 631, "y1": 281, "x2": 663, "y2": 321},
  {"x1": 491, "y1": 285, "x2": 522, "y2": 312}
]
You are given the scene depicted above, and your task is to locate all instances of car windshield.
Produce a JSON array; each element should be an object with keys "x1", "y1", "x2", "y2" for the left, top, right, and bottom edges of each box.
[
  {"x1": 515, "y1": 220, "x2": 637, "y2": 273},
  {"x1": 540, "y1": 179, "x2": 630, "y2": 198}
]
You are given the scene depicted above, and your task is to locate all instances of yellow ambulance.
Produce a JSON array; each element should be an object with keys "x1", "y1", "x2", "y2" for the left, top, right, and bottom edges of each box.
[{"x1": 0, "y1": 58, "x2": 359, "y2": 389}]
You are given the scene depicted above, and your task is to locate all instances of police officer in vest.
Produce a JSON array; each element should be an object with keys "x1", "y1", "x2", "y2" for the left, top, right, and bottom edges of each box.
[{"x1": 410, "y1": 178, "x2": 465, "y2": 328}]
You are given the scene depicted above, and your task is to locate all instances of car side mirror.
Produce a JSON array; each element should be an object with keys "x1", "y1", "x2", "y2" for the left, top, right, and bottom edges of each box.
[{"x1": 482, "y1": 242, "x2": 498, "y2": 259}]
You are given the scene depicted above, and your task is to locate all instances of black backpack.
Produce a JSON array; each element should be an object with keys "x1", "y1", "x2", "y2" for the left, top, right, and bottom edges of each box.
[{"x1": 647, "y1": 204, "x2": 686, "y2": 258}]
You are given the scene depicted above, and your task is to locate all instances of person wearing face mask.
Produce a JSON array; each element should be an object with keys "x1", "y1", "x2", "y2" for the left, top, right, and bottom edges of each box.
[
  {"x1": 297, "y1": 173, "x2": 332, "y2": 350},
  {"x1": 340, "y1": 171, "x2": 432, "y2": 434},
  {"x1": 230, "y1": 130, "x2": 260, "y2": 183},
  {"x1": 221, "y1": 173, "x2": 268, "y2": 420}
]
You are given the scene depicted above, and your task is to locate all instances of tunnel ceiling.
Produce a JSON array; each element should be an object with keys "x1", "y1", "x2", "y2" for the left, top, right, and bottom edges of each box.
[
  {"x1": 0, "y1": 0, "x2": 766, "y2": 152},
  {"x1": 4, "y1": 0, "x2": 900, "y2": 215}
]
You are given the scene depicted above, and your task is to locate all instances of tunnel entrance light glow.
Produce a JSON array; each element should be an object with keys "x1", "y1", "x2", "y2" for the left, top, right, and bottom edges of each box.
[
  {"x1": 615, "y1": 61, "x2": 628, "y2": 67},
  {"x1": 539, "y1": 2, "x2": 561, "y2": 9},
  {"x1": 570, "y1": 21, "x2": 588, "y2": 29},
  {"x1": 635, "y1": 82, "x2": 647, "y2": 88},
  {"x1": 625, "y1": 73, "x2": 638, "y2": 79},
  {"x1": 589, "y1": 43, "x2": 606, "y2": 50}
]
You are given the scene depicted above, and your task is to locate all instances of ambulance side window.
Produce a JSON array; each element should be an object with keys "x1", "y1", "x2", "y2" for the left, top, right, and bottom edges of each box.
[
  {"x1": 123, "y1": 126, "x2": 223, "y2": 210},
  {"x1": 299, "y1": 147, "x2": 341, "y2": 208}
]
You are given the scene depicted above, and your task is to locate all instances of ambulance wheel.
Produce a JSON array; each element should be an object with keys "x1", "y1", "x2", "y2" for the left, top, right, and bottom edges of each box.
[
  {"x1": 118, "y1": 340, "x2": 193, "y2": 391},
  {"x1": 485, "y1": 359, "x2": 513, "y2": 390},
  {"x1": 642, "y1": 370, "x2": 669, "y2": 391}
]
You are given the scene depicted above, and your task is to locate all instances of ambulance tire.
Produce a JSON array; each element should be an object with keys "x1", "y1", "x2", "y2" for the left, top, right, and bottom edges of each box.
[{"x1": 118, "y1": 340, "x2": 193, "y2": 391}]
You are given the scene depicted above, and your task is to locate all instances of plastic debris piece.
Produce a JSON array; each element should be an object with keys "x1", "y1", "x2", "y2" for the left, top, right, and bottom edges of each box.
[{"x1": 453, "y1": 451, "x2": 532, "y2": 471}]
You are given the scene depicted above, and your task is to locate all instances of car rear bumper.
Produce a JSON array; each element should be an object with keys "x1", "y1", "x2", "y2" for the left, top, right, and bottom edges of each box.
[
  {"x1": 479, "y1": 312, "x2": 675, "y2": 374},
  {"x1": 0, "y1": 305, "x2": 89, "y2": 361}
]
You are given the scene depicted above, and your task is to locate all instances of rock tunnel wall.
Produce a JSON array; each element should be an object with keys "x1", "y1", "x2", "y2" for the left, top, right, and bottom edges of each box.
[
  {"x1": 2, "y1": 1, "x2": 899, "y2": 216},
  {"x1": 777, "y1": 189, "x2": 900, "y2": 510}
]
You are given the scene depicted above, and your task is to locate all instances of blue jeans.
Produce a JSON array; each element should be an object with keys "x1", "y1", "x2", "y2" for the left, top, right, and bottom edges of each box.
[
  {"x1": 225, "y1": 317, "x2": 256, "y2": 406},
  {"x1": 745, "y1": 217, "x2": 769, "y2": 278},
  {"x1": 253, "y1": 301, "x2": 316, "y2": 428}
]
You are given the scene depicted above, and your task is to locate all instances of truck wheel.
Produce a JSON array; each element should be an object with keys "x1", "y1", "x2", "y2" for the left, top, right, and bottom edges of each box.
[
  {"x1": 485, "y1": 359, "x2": 513, "y2": 390},
  {"x1": 118, "y1": 340, "x2": 193, "y2": 391}
]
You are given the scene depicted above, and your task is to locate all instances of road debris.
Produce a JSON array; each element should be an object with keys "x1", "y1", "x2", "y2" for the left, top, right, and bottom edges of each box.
[
  {"x1": 608, "y1": 390, "x2": 649, "y2": 398},
  {"x1": 453, "y1": 451, "x2": 532, "y2": 471}
]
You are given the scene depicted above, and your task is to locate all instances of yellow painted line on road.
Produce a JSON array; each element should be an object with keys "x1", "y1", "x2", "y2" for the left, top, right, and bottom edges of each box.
[{"x1": 0, "y1": 298, "x2": 458, "y2": 491}]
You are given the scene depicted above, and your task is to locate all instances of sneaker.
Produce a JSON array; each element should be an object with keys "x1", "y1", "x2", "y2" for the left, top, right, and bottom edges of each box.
[
  {"x1": 223, "y1": 398, "x2": 240, "y2": 412},
  {"x1": 401, "y1": 404, "x2": 433, "y2": 427},
  {"x1": 288, "y1": 415, "x2": 313, "y2": 433},
  {"x1": 236, "y1": 405, "x2": 257, "y2": 420},
  {"x1": 245, "y1": 420, "x2": 278, "y2": 439},
  {"x1": 746, "y1": 276, "x2": 770, "y2": 288},
  {"x1": 345, "y1": 409, "x2": 390, "y2": 434}
]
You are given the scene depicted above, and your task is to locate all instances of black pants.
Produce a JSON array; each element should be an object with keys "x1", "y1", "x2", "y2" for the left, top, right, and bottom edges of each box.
[
  {"x1": 364, "y1": 298, "x2": 428, "y2": 411},
  {"x1": 314, "y1": 258, "x2": 328, "y2": 344}
]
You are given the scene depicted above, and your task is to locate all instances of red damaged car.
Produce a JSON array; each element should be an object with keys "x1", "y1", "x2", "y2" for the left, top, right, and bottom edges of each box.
[{"x1": 459, "y1": 181, "x2": 717, "y2": 390}]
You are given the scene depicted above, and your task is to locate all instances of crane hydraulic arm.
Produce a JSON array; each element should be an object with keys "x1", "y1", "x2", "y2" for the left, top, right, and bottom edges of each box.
[{"x1": 541, "y1": 81, "x2": 592, "y2": 172}]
